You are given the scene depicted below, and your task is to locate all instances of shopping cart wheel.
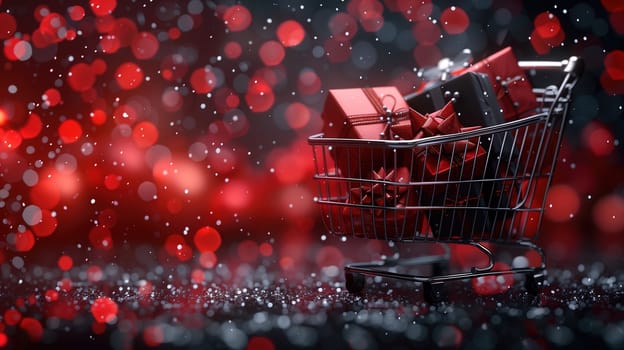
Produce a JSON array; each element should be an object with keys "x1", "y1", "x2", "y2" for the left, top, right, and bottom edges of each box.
[
  {"x1": 345, "y1": 271, "x2": 366, "y2": 294},
  {"x1": 423, "y1": 281, "x2": 446, "y2": 303},
  {"x1": 524, "y1": 273, "x2": 544, "y2": 295}
]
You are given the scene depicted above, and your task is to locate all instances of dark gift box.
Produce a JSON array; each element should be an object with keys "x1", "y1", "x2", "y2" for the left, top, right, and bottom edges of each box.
[
  {"x1": 341, "y1": 166, "x2": 429, "y2": 240},
  {"x1": 461, "y1": 46, "x2": 538, "y2": 121},
  {"x1": 407, "y1": 102, "x2": 492, "y2": 239},
  {"x1": 321, "y1": 86, "x2": 414, "y2": 178}
]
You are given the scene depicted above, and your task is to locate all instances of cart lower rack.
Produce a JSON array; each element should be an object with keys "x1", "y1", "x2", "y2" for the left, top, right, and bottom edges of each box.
[{"x1": 308, "y1": 57, "x2": 583, "y2": 302}]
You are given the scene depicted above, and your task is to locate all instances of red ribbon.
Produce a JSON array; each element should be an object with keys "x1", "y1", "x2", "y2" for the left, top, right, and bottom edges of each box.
[{"x1": 343, "y1": 88, "x2": 411, "y2": 140}]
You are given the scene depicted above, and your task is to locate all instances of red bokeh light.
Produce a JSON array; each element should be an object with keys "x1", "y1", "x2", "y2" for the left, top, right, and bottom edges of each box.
[
  {"x1": 131, "y1": 31, "x2": 159, "y2": 60},
  {"x1": 323, "y1": 38, "x2": 352, "y2": 63},
  {"x1": 545, "y1": 184, "x2": 580, "y2": 223},
  {"x1": 4, "y1": 309, "x2": 21, "y2": 326},
  {"x1": 413, "y1": 44, "x2": 441, "y2": 67},
  {"x1": 164, "y1": 234, "x2": 193, "y2": 261},
  {"x1": 592, "y1": 194, "x2": 624, "y2": 234},
  {"x1": 328, "y1": 12, "x2": 358, "y2": 42},
  {"x1": 67, "y1": 63, "x2": 97, "y2": 92},
  {"x1": 245, "y1": 79, "x2": 275, "y2": 113},
  {"x1": 190, "y1": 67, "x2": 218, "y2": 94},
  {"x1": 397, "y1": 0, "x2": 433, "y2": 22},
  {"x1": 259, "y1": 40, "x2": 286, "y2": 67},
  {"x1": 90, "y1": 0, "x2": 117, "y2": 17},
  {"x1": 143, "y1": 325, "x2": 165, "y2": 347},
  {"x1": 412, "y1": 20, "x2": 441, "y2": 45},
  {"x1": 132, "y1": 121, "x2": 159, "y2": 148},
  {"x1": 68, "y1": 5, "x2": 86, "y2": 21},
  {"x1": 115, "y1": 62, "x2": 144, "y2": 90},
  {"x1": 223, "y1": 5, "x2": 252, "y2": 32},
  {"x1": 223, "y1": 41, "x2": 242, "y2": 59},
  {"x1": 57, "y1": 255, "x2": 73, "y2": 271},
  {"x1": 90, "y1": 109, "x2": 107, "y2": 125},
  {"x1": 19, "y1": 113, "x2": 43, "y2": 139},
  {"x1": 582, "y1": 122, "x2": 615, "y2": 156},
  {"x1": 19, "y1": 318, "x2": 43, "y2": 342},
  {"x1": 31, "y1": 209, "x2": 58, "y2": 237},
  {"x1": 246, "y1": 336, "x2": 275, "y2": 350},
  {"x1": 0, "y1": 13, "x2": 17, "y2": 39},
  {"x1": 58, "y1": 119, "x2": 83, "y2": 144},
  {"x1": 43, "y1": 88, "x2": 61, "y2": 107},
  {"x1": 113, "y1": 18, "x2": 138, "y2": 47},
  {"x1": 440, "y1": 6, "x2": 469, "y2": 34},
  {"x1": 91, "y1": 297, "x2": 119, "y2": 324},
  {"x1": 277, "y1": 20, "x2": 305, "y2": 47},
  {"x1": 285, "y1": 102, "x2": 311, "y2": 130},
  {"x1": 89, "y1": 226, "x2": 114, "y2": 250},
  {"x1": 604, "y1": 50, "x2": 624, "y2": 80},
  {"x1": 14, "y1": 230, "x2": 36, "y2": 252},
  {"x1": 601, "y1": 0, "x2": 624, "y2": 13}
]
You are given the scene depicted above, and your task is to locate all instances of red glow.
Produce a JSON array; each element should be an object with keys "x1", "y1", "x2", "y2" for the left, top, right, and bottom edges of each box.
[
  {"x1": 30, "y1": 179, "x2": 61, "y2": 209},
  {"x1": 4, "y1": 309, "x2": 21, "y2": 326},
  {"x1": 0, "y1": 333, "x2": 7, "y2": 347},
  {"x1": 593, "y1": 194, "x2": 624, "y2": 234},
  {"x1": 397, "y1": 0, "x2": 433, "y2": 22},
  {"x1": 14, "y1": 230, "x2": 35, "y2": 252},
  {"x1": 190, "y1": 67, "x2": 217, "y2": 94},
  {"x1": 131, "y1": 31, "x2": 159, "y2": 60},
  {"x1": 220, "y1": 179, "x2": 252, "y2": 210},
  {"x1": 535, "y1": 12, "x2": 562, "y2": 38},
  {"x1": 545, "y1": 184, "x2": 580, "y2": 223},
  {"x1": 67, "y1": 63, "x2": 97, "y2": 92},
  {"x1": 412, "y1": 20, "x2": 441, "y2": 45},
  {"x1": 199, "y1": 251, "x2": 218, "y2": 268},
  {"x1": 277, "y1": 20, "x2": 305, "y2": 47},
  {"x1": 89, "y1": 226, "x2": 113, "y2": 250},
  {"x1": 413, "y1": 44, "x2": 441, "y2": 67},
  {"x1": 0, "y1": 13, "x2": 17, "y2": 39},
  {"x1": 237, "y1": 240, "x2": 259, "y2": 263},
  {"x1": 39, "y1": 13, "x2": 67, "y2": 44},
  {"x1": 3, "y1": 37, "x2": 20, "y2": 61},
  {"x1": 191, "y1": 269, "x2": 204, "y2": 284},
  {"x1": 285, "y1": 102, "x2": 311, "y2": 130},
  {"x1": 143, "y1": 325, "x2": 164, "y2": 347},
  {"x1": 0, "y1": 109, "x2": 7, "y2": 126},
  {"x1": 99, "y1": 35, "x2": 121, "y2": 53},
  {"x1": 609, "y1": 11, "x2": 624, "y2": 35},
  {"x1": 90, "y1": 109, "x2": 107, "y2": 125},
  {"x1": 45, "y1": 289, "x2": 59, "y2": 302},
  {"x1": 132, "y1": 121, "x2": 159, "y2": 148},
  {"x1": 104, "y1": 173, "x2": 121, "y2": 190},
  {"x1": 223, "y1": 5, "x2": 252, "y2": 32},
  {"x1": 259, "y1": 40, "x2": 285, "y2": 67},
  {"x1": 323, "y1": 38, "x2": 352, "y2": 63},
  {"x1": 259, "y1": 242, "x2": 273, "y2": 257},
  {"x1": 91, "y1": 297, "x2": 118, "y2": 324},
  {"x1": 115, "y1": 62, "x2": 144, "y2": 90},
  {"x1": 95, "y1": 14, "x2": 116, "y2": 33},
  {"x1": 604, "y1": 50, "x2": 624, "y2": 80},
  {"x1": 168, "y1": 27, "x2": 181, "y2": 40},
  {"x1": 31, "y1": 209, "x2": 57, "y2": 237},
  {"x1": 328, "y1": 12, "x2": 358, "y2": 42},
  {"x1": 90, "y1": 0, "x2": 117, "y2": 17},
  {"x1": 246, "y1": 336, "x2": 275, "y2": 350},
  {"x1": 68, "y1": 5, "x2": 86, "y2": 21},
  {"x1": 58, "y1": 119, "x2": 83, "y2": 144},
  {"x1": 43, "y1": 88, "x2": 61, "y2": 107},
  {"x1": 87, "y1": 265, "x2": 103, "y2": 282},
  {"x1": 1, "y1": 130, "x2": 22, "y2": 150},
  {"x1": 161, "y1": 88, "x2": 183, "y2": 112},
  {"x1": 440, "y1": 6, "x2": 469, "y2": 34},
  {"x1": 582, "y1": 122, "x2": 615, "y2": 156},
  {"x1": 602, "y1": 0, "x2": 624, "y2": 12},
  {"x1": 297, "y1": 69, "x2": 321, "y2": 95},
  {"x1": 315, "y1": 245, "x2": 344, "y2": 267},
  {"x1": 113, "y1": 18, "x2": 138, "y2": 47},
  {"x1": 245, "y1": 79, "x2": 275, "y2": 112},
  {"x1": 164, "y1": 234, "x2": 193, "y2": 261},
  {"x1": 224, "y1": 41, "x2": 242, "y2": 59},
  {"x1": 193, "y1": 226, "x2": 222, "y2": 253},
  {"x1": 19, "y1": 113, "x2": 43, "y2": 139},
  {"x1": 19, "y1": 318, "x2": 43, "y2": 342},
  {"x1": 58, "y1": 255, "x2": 73, "y2": 271}
]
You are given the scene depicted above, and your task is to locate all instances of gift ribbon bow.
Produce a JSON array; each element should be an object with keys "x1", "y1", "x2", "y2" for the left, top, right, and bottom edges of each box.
[
  {"x1": 349, "y1": 167, "x2": 411, "y2": 216},
  {"x1": 411, "y1": 102, "x2": 481, "y2": 167},
  {"x1": 345, "y1": 88, "x2": 411, "y2": 140}
]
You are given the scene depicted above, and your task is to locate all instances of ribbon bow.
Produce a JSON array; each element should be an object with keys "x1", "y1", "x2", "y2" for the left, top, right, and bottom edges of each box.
[
  {"x1": 349, "y1": 167, "x2": 411, "y2": 216},
  {"x1": 410, "y1": 102, "x2": 481, "y2": 166},
  {"x1": 345, "y1": 88, "x2": 412, "y2": 140}
]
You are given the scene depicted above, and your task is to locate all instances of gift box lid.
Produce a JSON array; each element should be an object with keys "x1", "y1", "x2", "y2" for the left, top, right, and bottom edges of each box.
[{"x1": 322, "y1": 86, "x2": 409, "y2": 139}]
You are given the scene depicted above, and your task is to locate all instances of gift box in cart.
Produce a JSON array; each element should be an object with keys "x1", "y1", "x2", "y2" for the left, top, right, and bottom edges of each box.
[{"x1": 308, "y1": 56, "x2": 583, "y2": 302}]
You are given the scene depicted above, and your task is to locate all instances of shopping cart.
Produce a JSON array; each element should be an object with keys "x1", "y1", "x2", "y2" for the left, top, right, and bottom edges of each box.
[{"x1": 308, "y1": 56, "x2": 583, "y2": 302}]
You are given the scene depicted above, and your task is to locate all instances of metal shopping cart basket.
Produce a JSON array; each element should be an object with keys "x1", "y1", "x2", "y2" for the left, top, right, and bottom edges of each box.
[{"x1": 308, "y1": 57, "x2": 583, "y2": 302}]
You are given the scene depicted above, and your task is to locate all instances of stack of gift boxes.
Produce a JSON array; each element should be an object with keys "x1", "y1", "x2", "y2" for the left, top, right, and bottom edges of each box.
[{"x1": 321, "y1": 47, "x2": 542, "y2": 240}]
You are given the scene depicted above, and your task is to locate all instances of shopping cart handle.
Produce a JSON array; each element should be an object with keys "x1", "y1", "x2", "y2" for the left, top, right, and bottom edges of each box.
[{"x1": 564, "y1": 56, "x2": 584, "y2": 78}]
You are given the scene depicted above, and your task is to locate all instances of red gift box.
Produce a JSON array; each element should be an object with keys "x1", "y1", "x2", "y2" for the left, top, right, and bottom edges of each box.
[
  {"x1": 461, "y1": 47, "x2": 538, "y2": 121},
  {"x1": 321, "y1": 86, "x2": 414, "y2": 178},
  {"x1": 410, "y1": 102, "x2": 487, "y2": 184},
  {"x1": 341, "y1": 166, "x2": 429, "y2": 239}
]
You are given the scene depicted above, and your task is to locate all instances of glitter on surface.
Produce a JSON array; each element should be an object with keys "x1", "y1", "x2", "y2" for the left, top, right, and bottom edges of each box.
[{"x1": 0, "y1": 0, "x2": 622, "y2": 349}]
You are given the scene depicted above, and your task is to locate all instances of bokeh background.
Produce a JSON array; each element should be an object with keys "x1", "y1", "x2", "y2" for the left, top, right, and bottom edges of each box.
[{"x1": 0, "y1": 0, "x2": 622, "y2": 292}]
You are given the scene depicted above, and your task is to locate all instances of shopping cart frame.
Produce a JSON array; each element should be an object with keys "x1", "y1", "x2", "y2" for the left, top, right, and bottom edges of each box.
[{"x1": 308, "y1": 56, "x2": 583, "y2": 302}]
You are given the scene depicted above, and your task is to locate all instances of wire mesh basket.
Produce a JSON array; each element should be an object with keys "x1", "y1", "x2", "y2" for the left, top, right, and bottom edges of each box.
[{"x1": 309, "y1": 57, "x2": 583, "y2": 302}]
